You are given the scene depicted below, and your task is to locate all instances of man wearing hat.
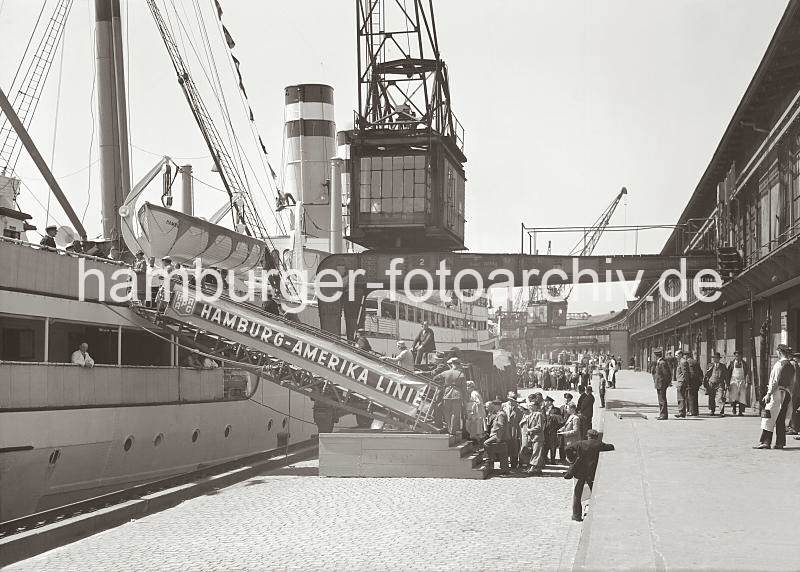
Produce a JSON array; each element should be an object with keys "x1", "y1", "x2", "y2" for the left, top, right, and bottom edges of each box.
[
  {"x1": 40, "y1": 224, "x2": 57, "y2": 249},
  {"x1": 684, "y1": 350, "x2": 703, "y2": 416},
  {"x1": 651, "y1": 349, "x2": 671, "y2": 420},
  {"x1": 755, "y1": 344, "x2": 795, "y2": 449},
  {"x1": 483, "y1": 399, "x2": 510, "y2": 475},
  {"x1": 132, "y1": 250, "x2": 147, "y2": 273},
  {"x1": 354, "y1": 328, "x2": 372, "y2": 352},
  {"x1": 434, "y1": 357, "x2": 466, "y2": 437},
  {"x1": 383, "y1": 340, "x2": 414, "y2": 369},
  {"x1": 789, "y1": 352, "x2": 800, "y2": 434},
  {"x1": 674, "y1": 350, "x2": 688, "y2": 418},
  {"x1": 703, "y1": 351, "x2": 729, "y2": 416},
  {"x1": 726, "y1": 349, "x2": 752, "y2": 416},
  {"x1": 502, "y1": 390, "x2": 523, "y2": 469}
]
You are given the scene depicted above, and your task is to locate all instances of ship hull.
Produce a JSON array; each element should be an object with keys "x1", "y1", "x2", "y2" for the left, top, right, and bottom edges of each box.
[{"x1": 0, "y1": 380, "x2": 315, "y2": 521}]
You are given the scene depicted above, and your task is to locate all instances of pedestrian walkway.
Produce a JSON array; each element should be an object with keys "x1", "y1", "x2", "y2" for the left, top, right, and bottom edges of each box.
[{"x1": 575, "y1": 370, "x2": 800, "y2": 571}]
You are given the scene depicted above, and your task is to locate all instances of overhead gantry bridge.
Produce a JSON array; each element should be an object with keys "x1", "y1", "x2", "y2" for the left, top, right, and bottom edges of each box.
[{"x1": 315, "y1": 251, "x2": 718, "y2": 337}]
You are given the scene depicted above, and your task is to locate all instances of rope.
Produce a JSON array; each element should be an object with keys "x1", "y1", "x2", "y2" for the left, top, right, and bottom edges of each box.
[
  {"x1": 82, "y1": 0, "x2": 97, "y2": 225},
  {"x1": 102, "y1": 303, "x2": 316, "y2": 425}
]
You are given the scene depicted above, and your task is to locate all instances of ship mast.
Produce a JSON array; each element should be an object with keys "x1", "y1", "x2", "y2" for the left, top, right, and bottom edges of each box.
[{"x1": 95, "y1": 0, "x2": 131, "y2": 253}]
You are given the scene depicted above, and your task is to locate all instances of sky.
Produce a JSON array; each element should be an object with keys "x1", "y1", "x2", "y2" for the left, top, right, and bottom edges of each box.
[{"x1": 0, "y1": 0, "x2": 790, "y2": 314}]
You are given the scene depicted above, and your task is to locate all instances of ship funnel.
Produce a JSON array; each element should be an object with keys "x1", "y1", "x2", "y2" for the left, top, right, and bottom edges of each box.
[{"x1": 282, "y1": 84, "x2": 336, "y2": 241}]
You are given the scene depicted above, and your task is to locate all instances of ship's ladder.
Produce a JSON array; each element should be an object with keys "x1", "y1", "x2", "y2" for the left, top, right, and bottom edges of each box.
[{"x1": 132, "y1": 283, "x2": 445, "y2": 433}]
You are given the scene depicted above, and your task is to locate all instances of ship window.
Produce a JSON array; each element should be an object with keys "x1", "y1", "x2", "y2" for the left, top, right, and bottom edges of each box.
[
  {"x1": 122, "y1": 328, "x2": 171, "y2": 366},
  {"x1": 48, "y1": 321, "x2": 118, "y2": 365},
  {"x1": 191, "y1": 429, "x2": 200, "y2": 443},
  {"x1": 153, "y1": 433, "x2": 164, "y2": 447},
  {"x1": 224, "y1": 424, "x2": 232, "y2": 438},
  {"x1": 0, "y1": 316, "x2": 44, "y2": 362},
  {"x1": 267, "y1": 419, "x2": 273, "y2": 431},
  {"x1": 123, "y1": 435, "x2": 134, "y2": 452}
]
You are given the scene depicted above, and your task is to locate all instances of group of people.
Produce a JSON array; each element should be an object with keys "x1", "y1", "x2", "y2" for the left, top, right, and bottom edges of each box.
[
  {"x1": 650, "y1": 343, "x2": 800, "y2": 450},
  {"x1": 651, "y1": 347, "x2": 755, "y2": 420}
]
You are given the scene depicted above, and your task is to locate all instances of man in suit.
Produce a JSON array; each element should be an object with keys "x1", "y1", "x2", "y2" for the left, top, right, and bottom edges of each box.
[
  {"x1": 577, "y1": 386, "x2": 596, "y2": 435},
  {"x1": 704, "y1": 351, "x2": 729, "y2": 416},
  {"x1": 483, "y1": 399, "x2": 509, "y2": 475},
  {"x1": 39, "y1": 224, "x2": 57, "y2": 249},
  {"x1": 412, "y1": 321, "x2": 436, "y2": 365},
  {"x1": 651, "y1": 349, "x2": 671, "y2": 420},
  {"x1": 684, "y1": 351, "x2": 703, "y2": 416},
  {"x1": 502, "y1": 391, "x2": 523, "y2": 469},
  {"x1": 434, "y1": 357, "x2": 466, "y2": 436},
  {"x1": 674, "y1": 350, "x2": 688, "y2": 418},
  {"x1": 565, "y1": 429, "x2": 615, "y2": 522}
]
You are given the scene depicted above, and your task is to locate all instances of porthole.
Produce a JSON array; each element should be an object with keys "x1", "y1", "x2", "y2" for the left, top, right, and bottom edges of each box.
[
  {"x1": 48, "y1": 449, "x2": 61, "y2": 465},
  {"x1": 267, "y1": 419, "x2": 273, "y2": 432},
  {"x1": 153, "y1": 433, "x2": 164, "y2": 447},
  {"x1": 123, "y1": 435, "x2": 134, "y2": 452},
  {"x1": 191, "y1": 429, "x2": 200, "y2": 443},
  {"x1": 224, "y1": 424, "x2": 232, "y2": 438},
  {"x1": 282, "y1": 417, "x2": 288, "y2": 429}
]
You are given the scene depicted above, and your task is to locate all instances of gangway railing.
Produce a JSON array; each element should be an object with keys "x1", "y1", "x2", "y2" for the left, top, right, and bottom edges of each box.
[{"x1": 131, "y1": 284, "x2": 444, "y2": 433}]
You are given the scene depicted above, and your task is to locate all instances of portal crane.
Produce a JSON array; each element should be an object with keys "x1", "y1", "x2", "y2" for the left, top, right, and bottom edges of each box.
[{"x1": 515, "y1": 187, "x2": 627, "y2": 312}]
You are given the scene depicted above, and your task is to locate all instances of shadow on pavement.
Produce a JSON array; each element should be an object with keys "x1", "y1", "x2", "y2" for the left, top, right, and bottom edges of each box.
[{"x1": 263, "y1": 465, "x2": 319, "y2": 477}]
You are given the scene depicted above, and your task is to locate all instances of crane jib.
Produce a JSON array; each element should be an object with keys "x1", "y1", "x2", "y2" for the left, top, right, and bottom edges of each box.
[{"x1": 169, "y1": 293, "x2": 428, "y2": 408}]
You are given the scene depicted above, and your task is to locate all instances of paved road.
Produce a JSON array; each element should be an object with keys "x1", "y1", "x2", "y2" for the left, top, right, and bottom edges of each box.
[
  {"x1": 9, "y1": 424, "x2": 588, "y2": 570},
  {"x1": 575, "y1": 369, "x2": 800, "y2": 571}
]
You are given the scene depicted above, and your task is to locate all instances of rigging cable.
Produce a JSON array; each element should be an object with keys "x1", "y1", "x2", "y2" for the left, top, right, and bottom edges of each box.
[
  {"x1": 82, "y1": 0, "x2": 98, "y2": 225},
  {"x1": 46, "y1": 16, "x2": 68, "y2": 228},
  {"x1": 207, "y1": 0, "x2": 290, "y2": 236}
]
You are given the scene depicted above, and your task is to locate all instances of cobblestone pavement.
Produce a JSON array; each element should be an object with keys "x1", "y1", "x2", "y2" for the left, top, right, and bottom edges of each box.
[{"x1": 10, "y1": 438, "x2": 586, "y2": 571}]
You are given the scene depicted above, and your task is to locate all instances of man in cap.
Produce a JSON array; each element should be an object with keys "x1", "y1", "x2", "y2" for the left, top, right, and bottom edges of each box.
[
  {"x1": 429, "y1": 352, "x2": 449, "y2": 378},
  {"x1": 502, "y1": 390, "x2": 523, "y2": 469},
  {"x1": 755, "y1": 344, "x2": 795, "y2": 449},
  {"x1": 703, "y1": 351, "x2": 729, "y2": 416},
  {"x1": 519, "y1": 398, "x2": 546, "y2": 475},
  {"x1": 727, "y1": 349, "x2": 752, "y2": 417},
  {"x1": 434, "y1": 357, "x2": 466, "y2": 437},
  {"x1": 789, "y1": 352, "x2": 800, "y2": 434},
  {"x1": 651, "y1": 349, "x2": 671, "y2": 420},
  {"x1": 674, "y1": 349, "x2": 689, "y2": 418},
  {"x1": 40, "y1": 224, "x2": 57, "y2": 249},
  {"x1": 411, "y1": 321, "x2": 436, "y2": 365},
  {"x1": 578, "y1": 386, "x2": 596, "y2": 435},
  {"x1": 383, "y1": 340, "x2": 414, "y2": 369},
  {"x1": 132, "y1": 250, "x2": 148, "y2": 272},
  {"x1": 684, "y1": 350, "x2": 703, "y2": 416},
  {"x1": 354, "y1": 328, "x2": 372, "y2": 352},
  {"x1": 565, "y1": 429, "x2": 615, "y2": 522},
  {"x1": 483, "y1": 399, "x2": 509, "y2": 475}
]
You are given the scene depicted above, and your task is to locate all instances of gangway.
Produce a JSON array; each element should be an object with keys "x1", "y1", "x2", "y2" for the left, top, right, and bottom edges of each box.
[{"x1": 132, "y1": 284, "x2": 444, "y2": 433}]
